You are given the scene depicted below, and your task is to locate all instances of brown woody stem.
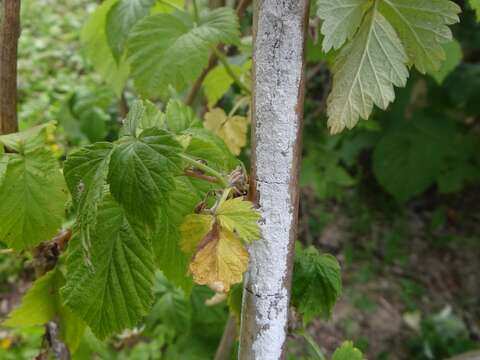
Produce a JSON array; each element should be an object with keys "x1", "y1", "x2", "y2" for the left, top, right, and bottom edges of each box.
[
  {"x1": 0, "y1": 0, "x2": 21, "y2": 134},
  {"x1": 184, "y1": 0, "x2": 252, "y2": 106}
]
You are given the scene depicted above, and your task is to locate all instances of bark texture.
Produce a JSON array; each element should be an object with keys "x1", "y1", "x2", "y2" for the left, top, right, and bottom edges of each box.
[
  {"x1": 0, "y1": 0, "x2": 21, "y2": 134},
  {"x1": 238, "y1": 1, "x2": 309, "y2": 359}
]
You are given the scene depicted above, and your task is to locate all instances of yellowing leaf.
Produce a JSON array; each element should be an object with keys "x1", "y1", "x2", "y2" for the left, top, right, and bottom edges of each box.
[
  {"x1": 216, "y1": 198, "x2": 260, "y2": 243},
  {"x1": 204, "y1": 108, "x2": 249, "y2": 155},
  {"x1": 0, "y1": 338, "x2": 12, "y2": 350},
  {"x1": 189, "y1": 223, "x2": 249, "y2": 293},
  {"x1": 180, "y1": 213, "x2": 214, "y2": 255}
]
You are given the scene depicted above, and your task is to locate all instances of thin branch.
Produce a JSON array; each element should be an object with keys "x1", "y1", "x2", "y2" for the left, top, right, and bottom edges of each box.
[
  {"x1": 185, "y1": 52, "x2": 218, "y2": 106},
  {"x1": 297, "y1": 329, "x2": 327, "y2": 360},
  {"x1": 214, "y1": 316, "x2": 238, "y2": 360},
  {"x1": 235, "y1": 0, "x2": 251, "y2": 17},
  {"x1": 184, "y1": 0, "x2": 252, "y2": 106},
  {"x1": 180, "y1": 153, "x2": 229, "y2": 187},
  {"x1": 33, "y1": 229, "x2": 72, "y2": 359},
  {"x1": 32, "y1": 228, "x2": 72, "y2": 277},
  {"x1": 119, "y1": 92, "x2": 129, "y2": 118},
  {"x1": 0, "y1": 0, "x2": 21, "y2": 134}
]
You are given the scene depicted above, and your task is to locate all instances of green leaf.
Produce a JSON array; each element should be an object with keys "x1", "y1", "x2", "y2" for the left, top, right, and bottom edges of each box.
[
  {"x1": 165, "y1": 99, "x2": 201, "y2": 133},
  {"x1": 62, "y1": 195, "x2": 155, "y2": 339},
  {"x1": 190, "y1": 285, "x2": 228, "y2": 340},
  {"x1": 124, "y1": 99, "x2": 166, "y2": 134},
  {"x1": 154, "y1": 176, "x2": 205, "y2": 294},
  {"x1": 81, "y1": 0, "x2": 130, "y2": 96},
  {"x1": 326, "y1": 5, "x2": 409, "y2": 133},
  {"x1": 216, "y1": 198, "x2": 261, "y2": 243},
  {"x1": 379, "y1": 0, "x2": 461, "y2": 74},
  {"x1": 301, "y1": 152, "x2": 356, "y2": 199},
  {"x1": 0, "y1": 154, "x2": 7, "y2": 186},
  {"x1": 127, "y1": 8, "x2": 240, "y2": 97},
  {"x1": 203, "y1": 61, "x2": 250, "y2": 108},
  {"x1": 430, "y1": 40, "x2": 463, "y2": 84},
  {"x1": 63, "y1": 143, "x2": 113, "y2": 262},
  {"x1": 150, "y1": 272, "x2": 191, "y2": 331},
  {"x1": 470, "y1": 0, "x2": 480, "y2": 21},
  {"x1": 123, "y1": 99, "x2": 147, "y2": 136},
  {"x1": 332, "y1": 341, "x2": 364, "y2": 360},
  {"x1": 3, "y1": 269, "x2": 86, "y2": 353},
  {"x1": 184, "y1": 128, "x2": 239, "y2": 172},
  {"x1": 292, "y1": 245, "x2": 342, "y2": 324},
  {"x1": 152, "y1": 0, "x2": 185, "y2": 14},
  {"x1": 107, "y1": 128, "x2": 183, "y2": 226},
  {"x1": 373, "y1": 116, "x2": 454, "y2": 202},
  {"x1": 437, "y1": 162, "x2": 479, "y2": 194},
  {"x1": 4, "y1": 270, "x2": 63, "y2": 328},
  {"x1": 317, "y1": 0, "x2": 370, "y2": 52},
  {"x1": 0, "y1": 149, "x2": 67, "y2": 250},
  {"x1": 141, "y1": 100, "x2": 166, "y2": 130},
  {"x1": 0, "y1": 122, "x2": 54, "y2": 153},
  {"x1": 59, "y1": 88, "x2": 114, "y2": 144},
  {"x1": 106, "y1": 0, "x2": 154, "y2": 61},
  {"x1": 227, "y1": 284, "x2": 243, "y2": 323}
]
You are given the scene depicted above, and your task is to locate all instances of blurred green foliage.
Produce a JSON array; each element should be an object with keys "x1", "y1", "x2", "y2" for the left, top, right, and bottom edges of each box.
[{"x1": 1, "y1": 0, "x2": 479, "y2": 359}]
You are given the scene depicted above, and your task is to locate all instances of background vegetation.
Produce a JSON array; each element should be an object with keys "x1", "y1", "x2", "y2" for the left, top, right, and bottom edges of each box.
[{"x1": 0, "y1": 0, "x2": 479, "y2": 359}]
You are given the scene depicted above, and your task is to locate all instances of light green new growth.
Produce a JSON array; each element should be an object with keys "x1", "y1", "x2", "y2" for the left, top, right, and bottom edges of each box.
[
  {"x1": 470, "y1": 0, "x2": 480, "y2": 20},
  {"x1": 4, "y1": 269, "x2": 86, "y2": 352},
  {"x1": 332, "y1": 341, "x2": 364, "y2": 360},
  {"x1": 216, "y1": 198, "x2": 261, "y2": 243},
  {"x1": 317, "y1": 0, "x2": 461, "y2": 133},
  {"x1": 4, "y1": 270, "x2": 64, "y2": 328},
  {"x1": 204, "y1": 63, "x2": 243, "y2": 108}
]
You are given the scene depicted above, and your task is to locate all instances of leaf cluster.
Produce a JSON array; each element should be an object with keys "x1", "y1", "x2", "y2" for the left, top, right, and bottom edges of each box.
[{"x1": 317, "y1": 0, "x2": 461, "y2": 132}]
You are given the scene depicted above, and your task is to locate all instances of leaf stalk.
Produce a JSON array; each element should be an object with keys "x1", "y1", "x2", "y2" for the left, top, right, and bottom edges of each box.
[
  {"x1": 180, "y1": 153, "x2": 229, "y2": 188},
  {"x1": 213, "y1": 47, "x2": 251, "y2": 95}
]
